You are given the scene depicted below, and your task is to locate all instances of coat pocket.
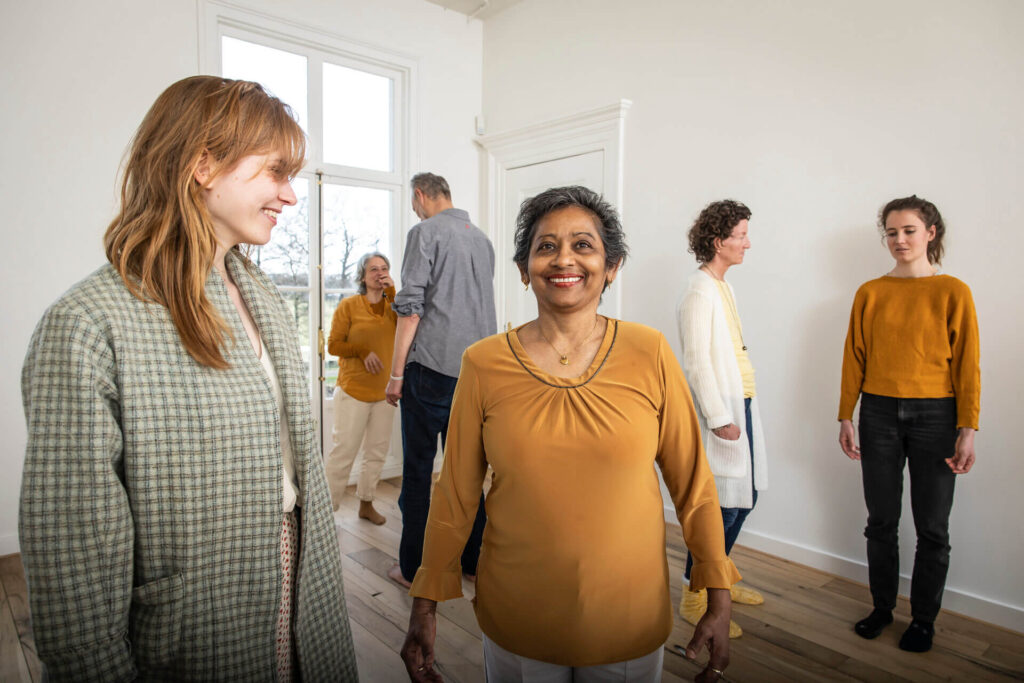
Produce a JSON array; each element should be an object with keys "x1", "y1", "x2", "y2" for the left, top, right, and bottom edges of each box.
[{"x1": 129, "y1": 572, "x2": 184, "y2": 670}]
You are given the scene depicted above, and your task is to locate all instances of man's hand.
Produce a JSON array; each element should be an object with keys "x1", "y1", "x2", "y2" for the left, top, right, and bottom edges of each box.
[{"x1": 386, "y1": 377, "x2": 403, "y2": 406}]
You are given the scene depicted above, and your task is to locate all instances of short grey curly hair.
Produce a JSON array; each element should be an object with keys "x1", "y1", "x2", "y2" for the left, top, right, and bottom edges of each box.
[{"x1": 355, "y1": 251, "x2": 390, "y2": 294}]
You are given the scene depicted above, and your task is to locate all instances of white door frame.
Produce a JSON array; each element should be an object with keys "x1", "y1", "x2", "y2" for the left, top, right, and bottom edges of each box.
[{"x1": 475, "y1": 100, "x2": 632, "y2": 323}]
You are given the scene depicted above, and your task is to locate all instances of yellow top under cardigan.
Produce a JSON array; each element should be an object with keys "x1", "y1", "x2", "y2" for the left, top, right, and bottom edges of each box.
[
  {"x1": 713, "y1": 278, "x2": 756, "y2": 398},
  {"x1": 327, "y1": 286, "x2": 397, "y2": 402},
  {"x1": 409, "y1": 320, "x2": 740, "y2": 666},
  {"x1": 839, "y1": 274, "x2": 980, "y2": 429}
]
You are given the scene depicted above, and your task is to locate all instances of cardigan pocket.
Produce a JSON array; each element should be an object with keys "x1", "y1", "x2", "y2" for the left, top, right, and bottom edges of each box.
[
  {"x1": 129, "y1": 572, "x2": 184, "y2": 671},
  {"x1": 704, "y1": 430, "x2": 748, "y2": 478}
]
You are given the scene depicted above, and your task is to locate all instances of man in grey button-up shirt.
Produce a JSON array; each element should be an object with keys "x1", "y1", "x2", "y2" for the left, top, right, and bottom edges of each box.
[{"x1": 385, "y1": 172, "x2": 495, "y2": 587}]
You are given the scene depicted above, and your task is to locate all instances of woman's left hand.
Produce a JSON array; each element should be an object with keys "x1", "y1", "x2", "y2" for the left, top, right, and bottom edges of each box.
[
  {"x1": 685, "y1": 587, "x2": 731, "y2": 682},
  {"x1": 363, "y1": 351, "x2": 384, "y2": 374},
  {"x1": 946, "y1": 428, "x2": 976, "y2": 474}
]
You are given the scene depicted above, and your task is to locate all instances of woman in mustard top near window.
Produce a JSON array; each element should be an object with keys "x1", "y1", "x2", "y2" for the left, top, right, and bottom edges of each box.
[
  {"x1": 838, "y1": 195, "x2": 980, "y2": 653},
  {"x1": 398, "y1": 186, "x2": 739, "y2": 683},
  {"x1": 326, "y1": 251, "x2": 398, "y2": 524}
]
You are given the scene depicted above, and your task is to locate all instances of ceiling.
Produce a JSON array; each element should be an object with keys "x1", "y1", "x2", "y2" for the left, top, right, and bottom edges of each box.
[{"x1": 423, "y1": 0, "x2": 523, "y2": 21}]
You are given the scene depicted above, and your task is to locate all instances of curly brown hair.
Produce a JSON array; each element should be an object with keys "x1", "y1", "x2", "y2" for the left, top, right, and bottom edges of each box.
[
  {"x1": 687, "y1": 200, "x2": 751, "y2": 264},
  {"x1": 878, "y1": 195, "x2": 946, "y2": 265}
]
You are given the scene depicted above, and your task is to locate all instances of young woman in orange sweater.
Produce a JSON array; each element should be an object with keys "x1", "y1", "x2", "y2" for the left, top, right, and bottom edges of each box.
[
  {"x1": 838, "y1": 195, "x2": 980, "y2": 653},
  {"x1": 326, "y1": 252, "x2": 398, "y2": 524}
]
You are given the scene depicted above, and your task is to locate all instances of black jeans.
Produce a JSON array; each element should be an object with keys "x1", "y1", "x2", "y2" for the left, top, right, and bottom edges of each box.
[
  {"x1": 859, "y1": 393, "x2": 958, "y2": 622},
  {"x1": 397, "y1": 362, "x2": 486, "y2": 582}
]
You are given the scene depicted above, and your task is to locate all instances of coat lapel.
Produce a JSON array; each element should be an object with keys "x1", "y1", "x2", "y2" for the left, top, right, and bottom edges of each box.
[{"x1": 224, "y1": 250, "x2": 315, "y2": 488}]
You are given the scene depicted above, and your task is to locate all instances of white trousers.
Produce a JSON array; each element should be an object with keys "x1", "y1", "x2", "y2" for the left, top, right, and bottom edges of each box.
[
  {"x1": 482, "y1": 634, "x2": 664, "y2": 683},
  {"x1": 325, "y1": 390, "x2": 395, "y2": 508}
]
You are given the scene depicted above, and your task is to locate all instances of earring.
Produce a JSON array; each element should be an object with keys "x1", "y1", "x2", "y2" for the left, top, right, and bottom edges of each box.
[{"x1": 523, "y1": 281, "x2": 529, "y2": 291}]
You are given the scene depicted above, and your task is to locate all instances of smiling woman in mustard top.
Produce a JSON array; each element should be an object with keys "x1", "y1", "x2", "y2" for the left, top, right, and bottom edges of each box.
[{"x1": 399, "y1": 186, "x2": 740, "y2": 683}]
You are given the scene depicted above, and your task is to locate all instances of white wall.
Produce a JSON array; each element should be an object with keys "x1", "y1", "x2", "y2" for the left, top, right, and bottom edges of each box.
[
  {"x1": 482, "y1": 0, "x2": 1024, "y2": 631},
  {"x1": 0, "y1": 0, "x2": 482, "y2": 555}
]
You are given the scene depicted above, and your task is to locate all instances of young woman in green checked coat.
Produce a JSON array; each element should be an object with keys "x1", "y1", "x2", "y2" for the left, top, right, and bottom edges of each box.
[{"x1": 19, "y1": 76, "x2": 357, "y2": 682}]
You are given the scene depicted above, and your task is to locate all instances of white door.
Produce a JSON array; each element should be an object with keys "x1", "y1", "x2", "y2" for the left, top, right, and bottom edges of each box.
[{"x1": 501, "y1": 150, "x2": 616, "y2": 330}]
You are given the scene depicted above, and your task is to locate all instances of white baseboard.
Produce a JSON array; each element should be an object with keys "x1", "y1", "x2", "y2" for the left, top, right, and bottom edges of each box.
[
  {"x1": 664, "y1": 507, "x2": 1024, "y2": 634},
  {"x1": 0, "y1": 533, "x2": 19, "y2": 557}
]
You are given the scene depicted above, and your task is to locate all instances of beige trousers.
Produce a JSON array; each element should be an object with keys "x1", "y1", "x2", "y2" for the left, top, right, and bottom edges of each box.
[
  {"x1": 482, "y1": 633, "x2": 664, "y2": 682},
  {"x1": 325, "y1": 389, "x2": 395, "y2": 508}
]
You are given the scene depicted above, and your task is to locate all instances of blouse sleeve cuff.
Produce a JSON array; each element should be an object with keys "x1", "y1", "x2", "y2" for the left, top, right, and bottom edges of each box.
[
  {"x1": 409, "y1": 566, "x2": 464, "y2": 602},
  {"x1": 688, "y1": 558, "x2": 742, "y2": 591}
]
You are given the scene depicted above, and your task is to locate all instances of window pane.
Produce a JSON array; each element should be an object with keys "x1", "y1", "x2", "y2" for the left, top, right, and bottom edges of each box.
[
  {"x1": 322, "y1": 184, "x2": 392, "y2": 289},
  {"x1": 250, "y1": 178, "x2": 310, "y2": 287},
  {"x1": 222, "y1": 36, "x2": 308, "y2": 131},
  {"x1": 323, "y1": 63, "x2": 392, "y2": 171},
  {"x1": 280, "y1": 290, "x2": 310, "y2": 380}
]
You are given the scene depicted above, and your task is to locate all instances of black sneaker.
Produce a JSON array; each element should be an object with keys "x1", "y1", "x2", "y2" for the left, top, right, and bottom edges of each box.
[
  {"x1": 898, "y1": 619, "x2": 935, "y2": 652},
  {"x1": 854, "y1": 608, "x2": 894, "y2": 639}
]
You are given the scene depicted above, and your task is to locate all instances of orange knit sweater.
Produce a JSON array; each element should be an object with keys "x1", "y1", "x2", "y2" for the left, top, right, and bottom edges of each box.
[{"x1": 839, "y1": 275, "x2": 980, "y2": 429}]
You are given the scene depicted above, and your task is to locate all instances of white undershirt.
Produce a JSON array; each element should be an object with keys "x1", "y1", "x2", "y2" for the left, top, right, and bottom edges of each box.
[{"x1": 257, "y1": 338, "x2": 300, "y2": 512}]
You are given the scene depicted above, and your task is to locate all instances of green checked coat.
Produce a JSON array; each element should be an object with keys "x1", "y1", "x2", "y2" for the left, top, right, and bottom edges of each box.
[{"x1": 19, "y1": 249, "x2": 359, "y2": 682}]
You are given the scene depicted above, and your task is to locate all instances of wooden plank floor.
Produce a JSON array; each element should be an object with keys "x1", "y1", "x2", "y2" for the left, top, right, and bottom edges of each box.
[{"x1": 3, "y1": 477, "x2": 1022, "y2": 681}]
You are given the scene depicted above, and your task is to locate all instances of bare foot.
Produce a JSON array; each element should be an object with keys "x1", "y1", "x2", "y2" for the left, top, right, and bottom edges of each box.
[
  {"x1": 387, "y1": 564, "x2": 412, "y2": 588},
  {"x1": 358, "y1": 500, "x2": 386, "y2": 525}
]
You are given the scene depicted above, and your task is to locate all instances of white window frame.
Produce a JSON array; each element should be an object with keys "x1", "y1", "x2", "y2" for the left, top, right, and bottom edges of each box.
[{"x1": 199, "y1": 0, "x2": 418, "y2": 431}]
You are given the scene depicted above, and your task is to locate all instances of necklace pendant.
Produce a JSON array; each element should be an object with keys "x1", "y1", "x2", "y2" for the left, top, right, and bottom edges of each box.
[{"x1": 559, "y1": 355, "x2": 569, "y2": 365}]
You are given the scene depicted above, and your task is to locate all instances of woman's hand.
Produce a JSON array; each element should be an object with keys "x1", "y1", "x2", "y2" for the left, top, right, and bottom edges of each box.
[
  {"x1": 839, "y1": 419, "x2": 860, "y2": 460},
  {"x1": 711, "y1": 423, "x2": 741, "y2": 441},
  {"x1": 378, "y1": 274, "x2": 395, "y2": 290},
  {"x1": 401, "y1": 598, "x2": 443, "y2": 682},
  {"x1": 685, "y1": 587, "x2": 731, "y2": 682},
  {"x1": 363, "y1": 351, "x2": 384, "y2": 374},
  {"x1": 947, "y1": 427, "x2": 976, "y2": 474}
]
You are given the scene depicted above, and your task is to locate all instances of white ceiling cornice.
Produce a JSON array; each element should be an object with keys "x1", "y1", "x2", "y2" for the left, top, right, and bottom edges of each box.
[{"x1": 423, "y1": 0, "x2": 523, "y2": 21}]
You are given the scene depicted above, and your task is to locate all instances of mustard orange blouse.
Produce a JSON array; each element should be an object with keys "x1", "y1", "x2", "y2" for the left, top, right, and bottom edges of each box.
[
  {"x1": 409, "y1": 319, "x2": 740, "y2": 666},
  {"x1": 327, "y1": 286, "x2": 397, "y2": 402}
]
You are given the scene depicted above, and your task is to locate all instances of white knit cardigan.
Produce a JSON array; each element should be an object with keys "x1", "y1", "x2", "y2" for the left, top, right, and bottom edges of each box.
[{"x1": 676, "y1": 269, "x2": 768, "y2": 508}]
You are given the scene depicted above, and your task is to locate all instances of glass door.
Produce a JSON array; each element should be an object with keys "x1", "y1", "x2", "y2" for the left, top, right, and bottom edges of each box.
[{"x1": 319, "y1": 178, "x2": 396, "y2": 400}]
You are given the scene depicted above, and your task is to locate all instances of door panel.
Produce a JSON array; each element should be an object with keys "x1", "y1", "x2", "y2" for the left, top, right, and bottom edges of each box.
[{"x1": 501, "y1": 151, "x2": 608, "y2": 330}]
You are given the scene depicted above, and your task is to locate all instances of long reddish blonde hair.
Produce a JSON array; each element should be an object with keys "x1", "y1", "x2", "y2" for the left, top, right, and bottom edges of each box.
[{"x1": 104, "y1": 76, "x2": 305, "y2": 368}]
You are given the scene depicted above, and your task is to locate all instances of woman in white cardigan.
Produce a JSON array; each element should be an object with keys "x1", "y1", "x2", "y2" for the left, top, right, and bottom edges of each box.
[{"x1": 677, "y1": 200, "x2": 768, "y2": 639}]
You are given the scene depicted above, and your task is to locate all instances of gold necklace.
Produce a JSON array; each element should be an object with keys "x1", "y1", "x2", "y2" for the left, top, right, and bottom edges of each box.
[
  {"x1": 538, "y1": 316, "x2": 601, "y2": 366},
  {"x1": 705, "y1": 267, "x2": 748, "y2": 351}
]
